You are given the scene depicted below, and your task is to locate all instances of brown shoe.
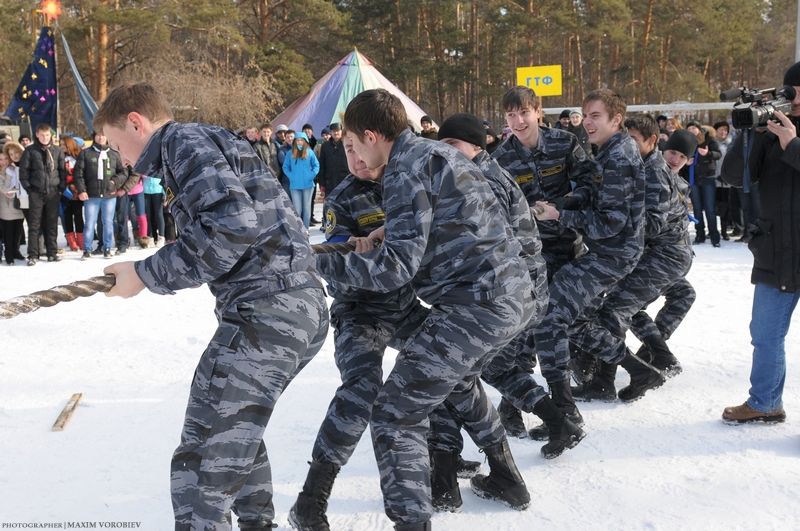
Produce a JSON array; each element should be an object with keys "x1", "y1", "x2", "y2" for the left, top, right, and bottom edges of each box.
[{"x1": 722, "y1": 402, "x2": 786, "y2": 424}]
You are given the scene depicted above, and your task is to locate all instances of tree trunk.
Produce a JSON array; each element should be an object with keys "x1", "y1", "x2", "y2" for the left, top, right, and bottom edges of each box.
[{"x1": 97, "y1": 0, "x2": 109, "y2": 101}]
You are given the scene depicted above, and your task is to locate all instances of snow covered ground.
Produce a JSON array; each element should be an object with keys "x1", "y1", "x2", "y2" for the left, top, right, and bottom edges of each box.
[{"x1": 1, "y1": 230, "x2": 798, "y2": 530}]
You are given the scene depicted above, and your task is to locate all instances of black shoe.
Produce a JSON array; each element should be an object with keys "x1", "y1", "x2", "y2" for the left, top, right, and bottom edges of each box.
[
  {"x1": 722, "y1": 233, "x2": 730, "y2": 241},
  {"x1": 26, "y1": 257, "x2": 36, "y2": 266},
  {"x1": 618, "y1": 349, "x2": 666, "y2": 402},
  {"x1": 550, "y1": 379, "x2": 584, "y2": 426},
  {"x1": 533, "y1": 396, "x2": 586, "y2": 459},
  {"x1": 116, "y1": 246, "x2": 127, "y2": 255},
  {"x1": 394, "y1": 523, "x2": 431, "y2": 531},
  {"x1": 237, "y1": 521, "x2": 277, "y2": 530},
  {"x1": 731, "y1": 227, "x2": 742, "y2": 237},
  {"x1": 528, "y1": 380, "x2": 584, "y2": 441},
  {"x1": 572, "y1": 360, "x2": 617, "y2": 402},
  {"x1": 645, "y1": 337, "x2": 682, "y2": 378},
  {"x1": 47, "y1": 254, "x2": 62, "y2": 262},
  {"x1": 693, "y1": 235, "x2": 706, "y2": 244},
  {"x1": 6, "y1": 260, "x2": 13, "y2": 266},
  {"x1": 288, "y1": 461, "x2": 340, "y2": 531},
  {"x1": 456, "y1": 455, "x2": 481, "y2": 479},
  {"x1": 470, "y1": 439, "x2": 530, "y2": 510},
  {"x1": 81, "y1": 251, "x2": 91, "y2": 260},
  {"x1": 712, "y1": 242, "x2": 721, "y2": 247},
  {"x1": 91, "y1": 247, "x2": 104, "y2": 256},
  {"x1": 498, "y1": 397, "x2": 527, "y2": 438},
  {"x1": 430, "y1": 450, "x2": 462, "y2": 512},
  {"x1": 104, "y1": 249, "x2": 112, "y2": 259},
  {"x1": 14, "y1": 252, "x2": 24, "y2": 260},
  {"x1": 737, "y1": 234, "x2": 751, "y2": 244}
]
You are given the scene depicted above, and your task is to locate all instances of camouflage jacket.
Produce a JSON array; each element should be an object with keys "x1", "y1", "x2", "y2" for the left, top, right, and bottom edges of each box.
[
  {"x1": 559, "y1": 132, "x2": 645, "y2": 260},
  {"x1": 474, "y1": 149, "x2": 548, "y2": 316},
  {"x1": 491, "y1": 127, "x2": 597, "y2": 252},
  {"x1": 133, "y1": 121, "x2": 321, "y2": 313},
  {"x1": 472, "y1": 151, "x2": 544, "y2": 274},
  {"x1": 321, "y1": 174, "x2": 418, "y2": 312},
  {"x1": 643, "y1": 149, "x2": 690, "y2": 246},
  {"x1": 316, "y1": 130, "x2": 530, "y2": 305}
]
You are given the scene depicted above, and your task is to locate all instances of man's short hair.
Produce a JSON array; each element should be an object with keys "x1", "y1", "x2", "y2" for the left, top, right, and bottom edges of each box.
[
  {"x1": 713, "y1": 121, "x2": 730, "y2": 131},
  {"x1": 260, "y1": 123, "x2": 272, "y2": 130},
  {"x1": 624, "y1": 114, "x2": 659, "y2": 139},
  {"x1": 420, "y1": 115, "x2": 433, "y2": 125},
  {"x1": 35, "y1": 123, "x2": 51, "y2": 133},
  {"x1": 501, "y1": 86, "x2": 540, "y2": 112},
  {"x1": 583, "y1": 88, "x2": 626, "y2": 120},
  {"x1": 343, "y1": 89, "x2": 408, "y2": 141},
  {"x1": 93, "y1": 82, "x2": 174, "y2": 130}
]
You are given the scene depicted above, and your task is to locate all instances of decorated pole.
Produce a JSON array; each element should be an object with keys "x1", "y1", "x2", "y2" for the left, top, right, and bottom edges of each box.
[{"x1": 0, "y1": 241, "x2": 358, "y2": 320}]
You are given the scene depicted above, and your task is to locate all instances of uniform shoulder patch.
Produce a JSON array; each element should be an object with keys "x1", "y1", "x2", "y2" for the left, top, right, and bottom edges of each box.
[
  {"x1": 356, "y1": 211, "x2": 385, "y2": 227},
  {"x1": 165, "y1": 186, "x2": 176, "y2": 206},
  {"x1": 516, "y1": 173, "x2": 534, "y2": 185},
  {"x1": 325, "y1": 209, "x2": 337, "y2": 236},
  {"x1": 539, "y1": 164, "x2": 564, "y2": 177}
]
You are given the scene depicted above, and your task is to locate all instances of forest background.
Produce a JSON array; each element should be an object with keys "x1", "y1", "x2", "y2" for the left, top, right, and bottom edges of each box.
[{"x1": 0, "y1": 0, "x2": 797, "y2": 134}]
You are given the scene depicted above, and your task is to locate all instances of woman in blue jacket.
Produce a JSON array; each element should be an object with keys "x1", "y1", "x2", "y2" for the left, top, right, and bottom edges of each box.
[{"x1": 282, "y1": 131, "x2": 319, "y2": 227}]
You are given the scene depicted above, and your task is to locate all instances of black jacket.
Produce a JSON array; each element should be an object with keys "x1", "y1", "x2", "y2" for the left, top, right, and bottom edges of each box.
[
  {"x1": 692, "y1": 136, "x2": 722, "y2": 185},
  {"x1": 318, "y1": 139, "x2": 349, "y2": 192},
  {"x1": 747, "y1": 126, "x2": 800, "y2": 291},
  {"x1": 19, "y1": 140, "x2": 66, "y2": 195},
  {"x1": 73, "y1": 145, "x2": 128, "y2": 198}
]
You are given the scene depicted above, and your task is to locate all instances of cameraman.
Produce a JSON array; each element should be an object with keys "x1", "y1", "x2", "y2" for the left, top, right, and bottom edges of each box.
[{"x1": 722, "y1": 62, "x2": 800, "y2": 424}]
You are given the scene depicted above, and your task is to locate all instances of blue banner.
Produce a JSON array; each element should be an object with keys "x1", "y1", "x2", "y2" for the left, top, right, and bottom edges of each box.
[
  {"x1": 61, "y1": 31, "x2": 98, "y2": 135},
  {"x1": 6, "y1": 27, "x2": 58, "y2": 131}
]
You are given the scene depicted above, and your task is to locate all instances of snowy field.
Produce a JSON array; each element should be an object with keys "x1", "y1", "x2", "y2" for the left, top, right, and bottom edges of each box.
[{"x1": 1, "y1": 229, "x2": 798, "y2": 531}]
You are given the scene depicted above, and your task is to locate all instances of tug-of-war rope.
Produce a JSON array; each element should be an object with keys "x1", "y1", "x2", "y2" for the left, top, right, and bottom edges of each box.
[{"x1": 0, "y1": 241, "x2": 357, "y2": 320}]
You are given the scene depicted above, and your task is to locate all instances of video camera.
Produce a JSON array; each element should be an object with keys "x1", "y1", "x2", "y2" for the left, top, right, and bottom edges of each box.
[{"x1": 720, "y1": 85, "x2": 796, "y2": 129}]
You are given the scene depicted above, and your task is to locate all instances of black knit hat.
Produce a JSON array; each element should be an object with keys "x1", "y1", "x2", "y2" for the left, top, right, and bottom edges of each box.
[
  {"x1": 664, "y1": 130, "x2": 698, "y2": 159},
  {"x1": 785, "y1": 61, "x2": 800, "y2": 86},
  {"x1": 559, "y1": 109, "x2": 570, "y2": 119},
  {"x1": 438, "y1": 113, "x2": 486, "y2": 149}
]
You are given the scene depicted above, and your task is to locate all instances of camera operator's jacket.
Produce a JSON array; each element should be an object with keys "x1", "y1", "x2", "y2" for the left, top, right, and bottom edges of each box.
[{"x1": 745, "y1": 128, "x2": 800, "y2": 292}]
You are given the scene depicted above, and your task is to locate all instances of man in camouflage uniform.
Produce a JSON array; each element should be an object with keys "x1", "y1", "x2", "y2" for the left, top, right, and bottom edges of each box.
[
  {"x1": 317, "y1": 89, "x2": 535, "y2": 530},
  {"x1": 290, "y1": 132, "x2": 479, "y2": 530},
  {"x1": 97, "y1": 83, "x2": 329, "y2": 531},
  {"x1": 533, "y1": 89, "x2": 647, "y2": 420},
  {"x1": 630, "y1": 278, "x2": 696, "y2": 355},
  {"x1": 571, "y1": 117, "x2": 696, "y2": 402},
  {"x1": 435, "y1": 113, "x2": 582, "y2": 448},
  {"x1": 422, "y1": 113, "x2": 584, "y2": 514},
  {"x1": 491, "y1": 86, "x2": 598, "y2": 434}
]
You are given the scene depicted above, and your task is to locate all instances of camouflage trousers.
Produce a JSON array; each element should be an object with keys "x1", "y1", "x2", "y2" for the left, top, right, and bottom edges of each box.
[
  {"x1": 172, "y1": 287, "x2": 329, "y2": 530},
  {"x1": 371, "y1": 291, "x2": 534, "y2": 526},
  {"x1": 571, "y1": 244, "x2": 693, "y2": 364},
  {"x1": 429, "y1": 326, "x2": 547, "y2": 453},
  {"x1": 630, "y1": 276, "x2": 696, "y2": 343},
  {"x1": 534, "y1": 252, "x2": 636, "y2": 384},
  {"x1": 311, "y1": 300, "x2": 430, "y2": 466}
]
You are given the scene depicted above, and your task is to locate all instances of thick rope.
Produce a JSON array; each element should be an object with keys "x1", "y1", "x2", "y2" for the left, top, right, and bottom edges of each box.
[{"x1": 0, "y1": 241, "x2": 358, "y2": 320}]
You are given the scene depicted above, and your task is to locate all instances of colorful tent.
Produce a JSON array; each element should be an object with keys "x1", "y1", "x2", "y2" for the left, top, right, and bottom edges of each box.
[{"x1": 272, "y1": 49, "x2": 433, "y2": 134}]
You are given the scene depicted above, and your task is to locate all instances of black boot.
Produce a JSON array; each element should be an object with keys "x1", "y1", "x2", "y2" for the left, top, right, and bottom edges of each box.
[
  {"x1": 645, "y1": 336, "x2": 682, "y2": 377},
  {"x1": 430, "y1": 449, "x2": 462, "y2": 512},
  {"x1": 634, "y1": 344, "x2": 654, "y2": 364},
  {"x1": 618, "y1": 349, "x2": 666, "y2": 402},
  {"x1": 288, "y1": 460, "x2": 341, "y2": 531},
  {"x1": 569, "y1": 346, "x2": 596, "y2": 386},
  {"x1": 528, "y1": 379, "x2": 584, "y2": 440},
  {"x1": 394, "y1": 522, "x2": 431, "y2": 531},
  {"x1": 456, "y1": 455, "x2": 481, "y2": 479},
  {"x1": 532, "y1": 396, "x2": 586, "y2": 459},
  {"x1": 238, "y1": 521, "x2": 277, "y2": 530},
  {"x1": 470, "y1": 439, "x2": 530, "y2": 510},
  {"x1": 572, "y1": 360, "x2": 617, "y2": 402},
  {"x1": 498, "y1": 397, "x2": 527, "y2": 438}
]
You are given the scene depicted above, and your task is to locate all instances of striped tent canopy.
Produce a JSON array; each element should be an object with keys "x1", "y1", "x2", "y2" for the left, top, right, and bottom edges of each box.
[{"x1": 272, "y1": 49, "x2": 433, "y2": 134}]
